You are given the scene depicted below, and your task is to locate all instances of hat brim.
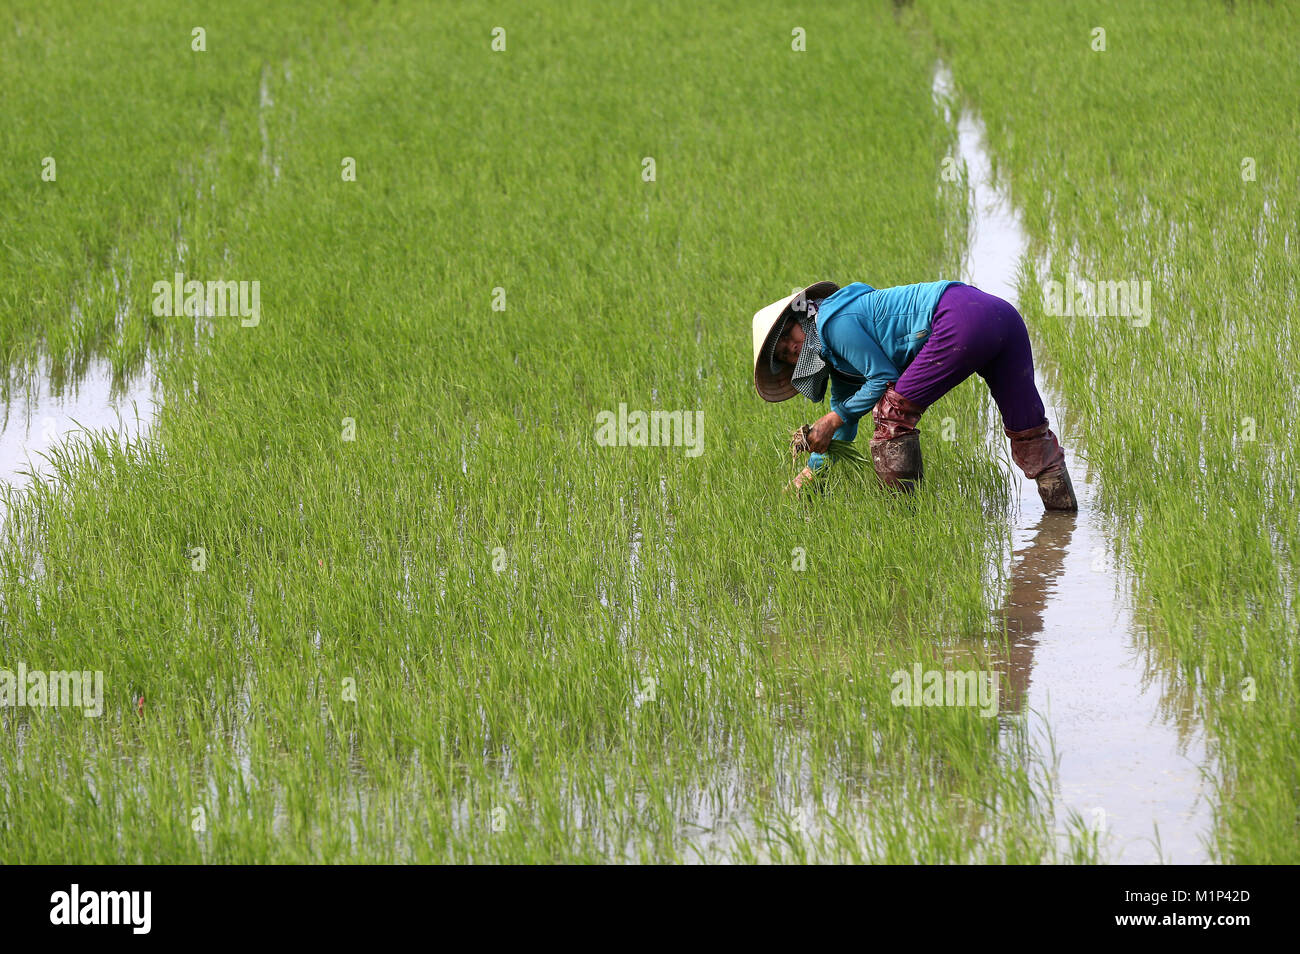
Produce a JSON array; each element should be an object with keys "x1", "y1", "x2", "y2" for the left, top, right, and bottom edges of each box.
[{"x1": 752, "y1": 281, "x2": 839, "y2": 402}]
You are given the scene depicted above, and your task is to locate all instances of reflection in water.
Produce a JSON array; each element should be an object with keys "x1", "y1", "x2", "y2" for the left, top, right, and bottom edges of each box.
[
  {"x1": 986, "y1": 511, "x2": 1076, "y2": 715},
  {"x1": 0, "y1": 356, "x2": 156, "y2": 493}
]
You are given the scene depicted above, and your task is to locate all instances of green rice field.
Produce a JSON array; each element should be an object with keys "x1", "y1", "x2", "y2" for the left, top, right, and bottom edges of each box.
[{"x1": 0, "y1": 0, "x2": 1295, "y2": 864}]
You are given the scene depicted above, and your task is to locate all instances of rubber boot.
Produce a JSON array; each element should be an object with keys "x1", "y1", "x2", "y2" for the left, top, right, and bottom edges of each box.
[
  {"x1": 1005, "y1": 421, "x2": 1078, "y2": 511},
  {"x1": 870, "y1": 385, "x2": 925, "y2": 492}
]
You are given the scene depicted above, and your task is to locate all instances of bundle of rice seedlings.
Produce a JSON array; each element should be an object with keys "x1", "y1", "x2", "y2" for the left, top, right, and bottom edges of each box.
[
  {"x1": 789, "y1": 424, "x2": 870, "y2": 472},
  {"x1": 824, "y1": 439, "x2": 870, "y2": 470}
]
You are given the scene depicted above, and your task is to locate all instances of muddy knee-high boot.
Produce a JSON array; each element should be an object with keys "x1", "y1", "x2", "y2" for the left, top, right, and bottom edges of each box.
[
  {"x1": 1005, "y1": 422, "x2": 1078, "y2": 511},
  {"x1": 871, "y1": 385, "x2": 925, "y2": 492}
]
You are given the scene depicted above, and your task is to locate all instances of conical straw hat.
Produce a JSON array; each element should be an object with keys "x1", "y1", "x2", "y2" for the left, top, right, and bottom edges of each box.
[{"x1": 752, "y1": 281, "x2": 839, "y2": 401}]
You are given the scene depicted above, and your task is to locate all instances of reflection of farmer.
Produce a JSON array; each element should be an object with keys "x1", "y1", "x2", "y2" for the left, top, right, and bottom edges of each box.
[
  {"x1": 993, "y1": 511, "x2": 1075, "y2": 712},
  {"x1": 753, "y1": 280, "x2": 1077, "y2": 509}
]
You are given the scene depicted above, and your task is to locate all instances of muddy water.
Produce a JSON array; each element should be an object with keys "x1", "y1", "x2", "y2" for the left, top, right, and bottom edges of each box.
[
  {"x1": 934, "y1": 64, "x2": 1213, "y2": 863},
  {"x1": 0, "y1": 359, "x2": 156, "y2": 497}
]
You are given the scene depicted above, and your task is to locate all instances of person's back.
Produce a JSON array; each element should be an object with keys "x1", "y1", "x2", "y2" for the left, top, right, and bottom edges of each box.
[{"x1": 816, "y1": 280, "x2": 964, "y2": 401}]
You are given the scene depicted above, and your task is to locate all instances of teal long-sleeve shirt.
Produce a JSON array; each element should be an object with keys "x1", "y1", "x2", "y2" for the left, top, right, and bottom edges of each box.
[{"x1": 806, "y1": 280, "x2": 963, "y2": 473}]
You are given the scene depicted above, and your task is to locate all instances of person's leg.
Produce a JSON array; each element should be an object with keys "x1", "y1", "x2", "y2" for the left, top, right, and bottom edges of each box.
[
  {"x1": 968, "y1": 291, "x2": 1046, "y2": 432},
  {"x1": 884, "y1": 283, "x2": 1076, "y2": 509},
  {"x1": 962, "y1": 288, "x2": 1077, "y2": 510}
]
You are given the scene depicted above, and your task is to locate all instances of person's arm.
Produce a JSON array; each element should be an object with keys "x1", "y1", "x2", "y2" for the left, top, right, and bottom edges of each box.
[
  {"x1": 834, "y1": 377, "x2": 890, "y2": 428},
  {"x1": 800, "y1": 307, "x2": 898, "y2": 477},
  {"x1": 808, "y1": 399, "x2": 861, "y2": 473},
  {"x1": 823, "y1": 309, "x2": 899, "y2": 431}
]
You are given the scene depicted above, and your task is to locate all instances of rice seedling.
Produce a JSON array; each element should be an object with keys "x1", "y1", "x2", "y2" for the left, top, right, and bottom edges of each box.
[{"x1": 790, "y1": 425, "x2": 869, "y2": 469}]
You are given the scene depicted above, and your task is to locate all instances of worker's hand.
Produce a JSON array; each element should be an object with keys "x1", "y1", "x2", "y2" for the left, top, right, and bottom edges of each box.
[
  {"x1": 785, "y1": 466, "x2": 818, "y2": 494},
  {"x1": 807, "y1": 411, "x2": 844, "y2": 454}
]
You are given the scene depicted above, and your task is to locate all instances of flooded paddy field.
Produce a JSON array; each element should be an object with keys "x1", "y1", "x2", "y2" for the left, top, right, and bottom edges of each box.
[{"x1": 1, "y1": 0, "x2": 1294, "y2": 864}]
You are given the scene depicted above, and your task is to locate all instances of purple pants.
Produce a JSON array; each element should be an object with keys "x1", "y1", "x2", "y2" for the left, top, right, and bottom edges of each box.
[{"x1": 894, "y1": 284, "x2": 1046, "y2": 432}]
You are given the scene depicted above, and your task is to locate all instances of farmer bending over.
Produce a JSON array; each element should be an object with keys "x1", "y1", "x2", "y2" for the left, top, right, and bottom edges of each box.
[{"x1": 751, "y1": 280, "x2": 1077, "y2": 510}]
